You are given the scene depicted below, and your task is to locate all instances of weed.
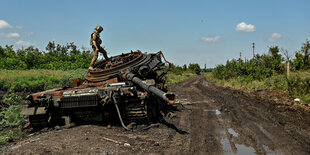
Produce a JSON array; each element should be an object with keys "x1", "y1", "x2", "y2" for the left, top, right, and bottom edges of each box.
[
  {"x1": 2, "y1": 93, "x2": 23, "y2": 105},
  {"x1": 0, "y1": 105, "x2": 25, "y2": 145}
]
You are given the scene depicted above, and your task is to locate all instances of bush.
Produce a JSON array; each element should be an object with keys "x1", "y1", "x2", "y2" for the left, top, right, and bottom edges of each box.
[
  {"x1": 287, "y1": 76, "x2": 310, "y2": 98},
  {"x1": 0, "y1": 105, "x2": 25, "y2": 145},
  {"x1": 2, "y1": 93, "x2": 23, "y2": 105},
  {"x1": 188, "y1": 63, "x2": 201, "y2": 75}
]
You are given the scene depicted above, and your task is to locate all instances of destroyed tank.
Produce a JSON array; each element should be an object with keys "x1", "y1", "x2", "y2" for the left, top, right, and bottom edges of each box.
[{"x1": 21, "y1": 50, "x2": 175, "y2": 130}]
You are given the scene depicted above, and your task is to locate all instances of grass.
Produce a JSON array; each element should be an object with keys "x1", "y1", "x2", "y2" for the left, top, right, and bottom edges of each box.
[
  {"x1": 0, "y1": 69, "x2": 87, "y2": 145},
  {"x1": 0, "y1": 69, "x2": 194, "y2": 92},
  {"x1": 204, "y1": 70, "x2": 310, "y2": 103},
  {"x1": 0, "y1": 69, "x2": 87, "y2": 92},
  {"x1": 166, "y1": 72, "x2": 197, "y2": 86},
  {"x1": 0, "y1": 105, "x2": 25, "y2": 146}
]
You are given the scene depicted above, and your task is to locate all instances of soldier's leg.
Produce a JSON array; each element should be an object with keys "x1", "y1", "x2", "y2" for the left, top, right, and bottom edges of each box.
[
  {"x1": 99, "y1": 47, "x2": 109, "y2": 60},
  {"x1": 89, "y1": 49, "x2": 98, "y2": 69}
]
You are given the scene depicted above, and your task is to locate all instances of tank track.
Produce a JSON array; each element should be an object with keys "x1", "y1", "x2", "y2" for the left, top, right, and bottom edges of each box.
[
  {"x1": 29, "y1": 114, "x2": 49, "y2": 130},
  {"x1": 124, "y1": 102, "x2": 149, "y2": 123}
]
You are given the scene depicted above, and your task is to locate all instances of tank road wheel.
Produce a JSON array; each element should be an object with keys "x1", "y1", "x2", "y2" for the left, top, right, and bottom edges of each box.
[
  {"x1": 124, "y1": 101, "x2": 149, "y2": 124},
  {"x1": 29, "y1": 114, "x2": 49, "y2": 130}
]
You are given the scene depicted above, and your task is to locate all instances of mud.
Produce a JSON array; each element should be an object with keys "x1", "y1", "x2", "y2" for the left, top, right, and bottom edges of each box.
[{"x1": 1, "y1": 75, "x2": 310, "y2": 154}]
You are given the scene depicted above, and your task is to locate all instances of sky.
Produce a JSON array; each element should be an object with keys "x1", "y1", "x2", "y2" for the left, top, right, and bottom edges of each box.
[{"x1": 0, "y1": 0, "x2": 309, "y2": 68}]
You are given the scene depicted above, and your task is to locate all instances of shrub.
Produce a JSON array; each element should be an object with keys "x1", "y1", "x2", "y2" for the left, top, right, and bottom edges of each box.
[
  {"x1": 0, "y1": 105, "x2": 25, "y2": 145},
  {"x1": 2, "y1": 93, "x2": 23, "y2": 105}
]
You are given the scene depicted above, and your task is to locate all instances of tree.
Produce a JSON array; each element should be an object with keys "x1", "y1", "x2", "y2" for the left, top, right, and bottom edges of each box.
[
  {"x1": 45, "y1": 41, "x2": 56, "y2": 55},
  {"x1": 301, "y1": 40, "x2": 310, "y2": 69},
  {"x1": 293, "y1": 40, "x2": 310, "y2": 70},
  {"x1": 268, "y1": 46, "x2": 283, "y2": 72},
  {"x1": 188, "y1": 63, "x2": 201, "y2": 75}
]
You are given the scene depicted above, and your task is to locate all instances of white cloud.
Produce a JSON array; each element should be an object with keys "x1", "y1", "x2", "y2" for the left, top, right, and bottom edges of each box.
[
  {"x1": 268, "y1": 33, "x2": 282, "y2": 42},
  {"x1": 201, "y1": 36, "x2": 220, "y2": 43},
  {"x1": 235, "y1": 22, "x2": 256, "y2": 32},
  {"x1": 16, "y1": 40, "x2": 33, "y2": 46},
  {"x1": 0, "y1": 20, "x2": 13, "y2": 29},
  {"x1": 6, "y1": 33, "x2": 20, "y2": 38}
]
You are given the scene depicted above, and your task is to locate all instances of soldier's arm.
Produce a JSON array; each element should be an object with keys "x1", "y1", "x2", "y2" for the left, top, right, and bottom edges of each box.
[
  {"x1": 93, "y1": 40, "x2": 99, "y2": 51},
  {"x1": 92, "y1": 33, "x2": 99, "y2": 51}
]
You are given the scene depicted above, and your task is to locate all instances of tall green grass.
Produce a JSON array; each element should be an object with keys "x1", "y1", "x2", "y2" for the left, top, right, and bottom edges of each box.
[
  {"x1": 0, "y1": 69, "x2": 194, "y2": 92},
  {"x1": 0, "y1": 69, "x2": 87, "y2": 93},
  {"x1": 0, "y1": 105, "x2": 25, "y2": 145},
  {"x1": 166, "y1": 72, "x2": 196, "y2": 86},
  {"x1": 205, "y1": 70, "x2": 310, "y2": 103}
]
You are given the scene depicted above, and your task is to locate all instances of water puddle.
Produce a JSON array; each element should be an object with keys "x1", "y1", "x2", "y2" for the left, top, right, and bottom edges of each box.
[
  {"x1": 203, "y1": 109, "x2": 221, "y2": 115},
  {"x1": 262, "y1": 145, "x2": 283, "y2": 155},
  {"x1": 233, "y1": 144, "x2": 256, "y2": 155},
  {"x1": 221, "y1": 132, "x2": 233, "y2": 153},
  {"x1": 227, "y1": 128, "x2": 238, "y2": 137},
  {"x1": 221, "y1": 129, "x2": 282, "y2": 155},
  {"x1": 221, "y1": 131, "x2": 256, "y2": 155}
]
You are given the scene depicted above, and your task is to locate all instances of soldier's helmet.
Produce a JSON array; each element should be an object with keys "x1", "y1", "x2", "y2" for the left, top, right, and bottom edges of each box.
[{"x1": 95, "y1": 25, "x2": 103, "y2": 32}]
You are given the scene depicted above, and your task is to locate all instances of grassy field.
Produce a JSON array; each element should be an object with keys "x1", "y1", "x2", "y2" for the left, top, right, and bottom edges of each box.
[
  {"x1": 204, "y1": 70, "x2": 310, "y2": 103},
  {"x1": 166, "y1": 72, "x2": 197, "y2": 86},
  {"x1": 0, "y1": 69, "x2": 86, "y2": 145},
  {"x1": 0, "y1": 69, "x2": 87, "y2": 93},
  {"x1": 0, "y1": 69, "x2": 195, "y2": 93}
]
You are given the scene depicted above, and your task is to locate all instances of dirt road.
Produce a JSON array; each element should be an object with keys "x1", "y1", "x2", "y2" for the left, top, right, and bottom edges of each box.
[{"x1": 2, "y1": 75, "x2": 310, "y2": 154}]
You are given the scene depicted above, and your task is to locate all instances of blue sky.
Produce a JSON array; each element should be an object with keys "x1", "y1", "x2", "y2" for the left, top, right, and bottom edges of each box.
[{"x1": 0, "y1": 0, "x2": 309, "y2": 67}]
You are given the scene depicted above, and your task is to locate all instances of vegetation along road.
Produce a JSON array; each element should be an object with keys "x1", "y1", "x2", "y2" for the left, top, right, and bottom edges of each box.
[{"x1": 2, "y1": 75, "x2": 310, "y2": 154}]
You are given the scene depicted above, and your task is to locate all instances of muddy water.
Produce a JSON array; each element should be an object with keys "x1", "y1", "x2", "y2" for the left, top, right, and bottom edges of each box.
[
  {"x1": 214, "y1": 109, "x2": 282, "y2": 155},
  {"x1": 201, "y1": 107, "x2": 281, "y2": 154}
]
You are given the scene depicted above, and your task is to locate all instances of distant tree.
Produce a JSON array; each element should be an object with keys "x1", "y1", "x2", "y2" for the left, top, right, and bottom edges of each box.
[
  {"x1": 188, "y1": 63, "x2": 201, "y2": 75},
  {"x1": 268, "y1": 46, "x2": 283, "y2": 72},
  {"x1": 45, "y1": 41, "x2": 56, "y2": 55},
  {"x1": 293, "y1": 40, "x2": 310, "y2": 70},
  {"x1": 301, "y1": 40, "x2": 310, "y2": 69},
  {"x1": 68, "y1": 42, "x2": 80, "y2": 55},
  {"x1": 0, "y1": 46, "x2": 4, "y2": 56},
  {"x1": 182, "y1": 64, "x2": 187, "y2": 70}
]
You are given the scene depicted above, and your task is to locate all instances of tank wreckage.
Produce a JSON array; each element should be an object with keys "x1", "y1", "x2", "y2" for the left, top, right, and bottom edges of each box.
[{"x1": 21, "y1": 51, "x2": 175, "y2": 130}]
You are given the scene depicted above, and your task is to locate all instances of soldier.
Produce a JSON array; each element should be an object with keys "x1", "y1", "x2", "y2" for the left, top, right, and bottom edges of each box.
[{"x1": 89, "y1": 25, "x2": 109, "y2": 70}]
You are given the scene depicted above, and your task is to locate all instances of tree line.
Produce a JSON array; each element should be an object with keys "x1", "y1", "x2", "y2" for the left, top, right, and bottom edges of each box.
[
  {"x1": 0, "y1": 41, "x2": 93, "y2": 70},
  {"x1": 0, "y1": 41, "x2": 205, "y2": 75},
  {"x1": 213, "y1": 40, "x2": 310, "y2": 80}
]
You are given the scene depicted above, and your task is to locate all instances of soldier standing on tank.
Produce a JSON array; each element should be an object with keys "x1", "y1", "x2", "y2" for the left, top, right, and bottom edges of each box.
[{"x1": 89, "y1": 25, "x2": 109, "y2": 70}]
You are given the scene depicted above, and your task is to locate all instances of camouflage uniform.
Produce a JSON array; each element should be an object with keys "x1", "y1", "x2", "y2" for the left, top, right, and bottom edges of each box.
[{"x1": 89, "y1": 31, "x2": 108, "y2": 68}]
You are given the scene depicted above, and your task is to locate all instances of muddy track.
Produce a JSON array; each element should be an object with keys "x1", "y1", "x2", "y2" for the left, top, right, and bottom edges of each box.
[{"x1": 2, "y1": 75, "x2": 310, "y2": 154}]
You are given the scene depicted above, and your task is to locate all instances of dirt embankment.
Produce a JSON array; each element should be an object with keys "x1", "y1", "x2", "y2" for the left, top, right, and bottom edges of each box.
[{"x1": 1, "y1": 75, "x2": 310, "y2": 154}]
